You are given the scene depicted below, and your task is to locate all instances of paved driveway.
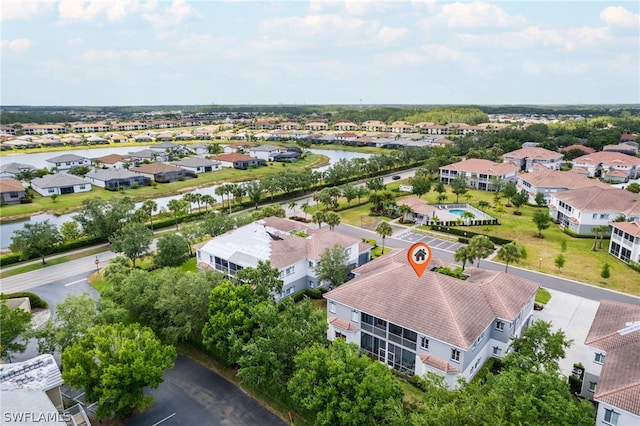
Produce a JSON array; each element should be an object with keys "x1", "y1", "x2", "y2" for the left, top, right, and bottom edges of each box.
[{"x1": 126, "y1": 355, "x2": 286, "y2": 426}]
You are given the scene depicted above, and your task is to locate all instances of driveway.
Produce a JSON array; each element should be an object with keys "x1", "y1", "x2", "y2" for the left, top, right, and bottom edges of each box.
[{"x1": 125, "y1": 355, "x2": 286, "y2": 426}]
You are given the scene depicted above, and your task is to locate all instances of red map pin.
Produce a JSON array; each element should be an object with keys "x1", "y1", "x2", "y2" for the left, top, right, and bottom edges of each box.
[{"x1": 408, "y1": 242, "x2": 432, "y2": 277}]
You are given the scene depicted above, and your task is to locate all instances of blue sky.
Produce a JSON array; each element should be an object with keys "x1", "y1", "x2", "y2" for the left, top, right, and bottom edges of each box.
[{"x1": 1, "y1": 0, "x2": 639, "y2": 106}]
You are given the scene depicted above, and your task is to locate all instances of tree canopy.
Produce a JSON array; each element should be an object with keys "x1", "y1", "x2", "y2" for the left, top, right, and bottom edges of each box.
[
  {"x1": 108, "y1": 222, "x2": 153, "y2": 267},
  {"x1": 0, "y1": 302, "x2": 32, "y2": 361},
  {"x1": 9, "y1": 220, "x2": 61, "y2": 264},
  {"x1": 315, "y1": 245, "x2": 351, "y2": 288}
]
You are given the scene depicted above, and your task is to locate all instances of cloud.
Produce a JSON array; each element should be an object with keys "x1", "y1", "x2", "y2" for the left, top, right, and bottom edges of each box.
[
  {"x1": 67, "y1": 37, "x2": 83, "y2": 46},
  {"x1": 57, "y1": 0, "x2": 157, "y2": 22},
  {"x1": 308, "y1": 0, "x2": 389, "y2": 16},
  {"x1": 374, "y1": 26, "x2": 410, "y2": 46},
  {"x1": 261, "y1": 14, "x2": 367, "y2": 39},
  {"x1": 423, "y1": 1, "x2": 525, "y2": 29},
  {"x1": 1, "y1": 0, "x2": 55, "y2": 22},
  {"x1": 420, "y1": 44, "x2": 465, "y2": 61},
  {"x1": 142, "y1": 0, "x2": 201, "y2": 32},
  {"x1": 372, "y1": 50, "x2": 427, "y2": 67},
  {"x1": 75, "y1": 48, "x2": 168, "y2": 64},
  {"x1": 0, "y1": 38, "x2": 33, "y2": 52},
  {"x1": 600, "y1": 6, "x2": 640, "y2": 27}
]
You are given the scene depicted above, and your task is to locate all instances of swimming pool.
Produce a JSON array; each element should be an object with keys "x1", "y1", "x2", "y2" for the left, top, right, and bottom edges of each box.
[{"x1": 449, "y1": 209, "x2": 466, "y2": 216}]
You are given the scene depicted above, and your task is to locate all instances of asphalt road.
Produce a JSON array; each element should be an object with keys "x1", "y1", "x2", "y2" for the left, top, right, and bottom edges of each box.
[{"x1": 125, "y1": 355, "x2": 286, "y2": 426}]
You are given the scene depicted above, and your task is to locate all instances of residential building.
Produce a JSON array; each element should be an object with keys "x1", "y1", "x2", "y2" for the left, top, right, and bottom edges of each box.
[
  {"x1": 0, "y1": 179, "x2": 26, "y2": 204},
  {"x1": 86, "y1": 169, "x2": 151, "y2": 189},
  {"x1": 170, "y1": 157, "x2": 221, "y2": 173},
  {"x1": 571, "y1": 152, "x2": 640, "y2": 183},
  {"x1": 304, "y1": 120, "x2": 329, "y2": 131},
  {"x1": 130, "y1": 163, "x2": 195, "y2": 183},
  {"x1": 31, "y1": 173, "x2": 91, "y2": 196},
  {"x1": 115, "y1": 121, "x2": 147, "y2": 131},
  {"x1": 560, "y1": 144, "x2": 595, "y2": 155},
  {"x1": 583, "y1": 300, "x2": 640, "y2": 426},
  {"x1": 45, "y1": 154, "x2": 91, "y2": 172},
  {"x1": 333, "y1": 120, "x2": 359, "y2": 131},
  {"x1": 133, "y1": 134, "x2": 153, "y2": 143},
  {"x1": 0, "y1": 125, "x2": 17, "y2": 135},
  {"x1": 128, "y1": 149, "x2": 169, "y2": 163},
  {"x1": 71, "y1": 122, "x2": 111, "y2": 133},
  {"x1": 195, "y1": 217, "x2": 372, "y2": 301},
  {"x1": 516, "y1": 169, "x2": 609, "y2": 204},
  {"x1": 361, "y1": 120, "x2": 387, "y2": 132},
  {"x1": 277, "y1": 120, "x2": 301, "y2": 130},
  {"x1": 548, "y1": 187, "x2": 640, "y2": 235},
  {"x1": 94, "y1": 153, "x2": 132, "y2": 169},
  {"x1": 211, "y1": 153, "x2": 263, "y2": 169},
  {"x1": 389, "y1": 121, "x2": 415, "y2": 133},
  {"x1": 247, "y1": 144, "x2": 284, "y2": 161},
  {"x1": 22, "y1": 124, "x2": 66, "y2": 135},
  {"x1": 503, "y1": 147, "x2": 564, "y2": 172},
  {"x1": 609, "y1": 221, "x2": 640, "y2": 264},
  {"x1": 603, "y1": 143, "x2": 638, "y2": 157},
  {"x1": 324, "y1": 249, "x2": 538, "y2": 388},
  {"x1": 439, "y1": 159, "x2": 518, "y2": 190},
  {"x1": 0, "y1": 162, "x2": 36, "y2": 179}
]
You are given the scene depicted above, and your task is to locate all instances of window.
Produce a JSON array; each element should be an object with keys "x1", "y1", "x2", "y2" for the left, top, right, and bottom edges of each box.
[
  {"x1": 420, "y1": 337, "x2": 429, "y2": 350},
  {"x1": 361, "y1": 313, "x2": 373, "y2": 325},
  {"x1": 345, "y1": 247, "x2": 352, "y2": 255},
  {"x1": 588, "y1": 382, "x2": 596, "y2": 392},
  {"x1": 335, "y1": 331, "x2": 346, "y2": 340},
  {"x1": 79, "y1": 185, "x2": 86, "y2": 190},
  {"x1": 329, "y1": 301, "x2": 336, "y2": 313},
  {"x1": 476, "y1": 334, "x2": 483, "y2": 344},
  {"x1": 351, "y1": 310, "x2": 359, "y2": 322},
  {"x1": 495, "y1": 320, "x2": 505, "y2": 331},
  {"x1": 279, "y1": 271, "x2": 284, "y2": 278},
  {"x1": 286, "y1": 287, "x2": 294, "y2": 295},
  {"x1": 492, "y1": 346, "x2": 502, "y2": 355},
  {"x1": 592, "y1": 213, "x2": 598, "y2": 219},
  {"x1": 595, "y1": 353, "x2": 605, "y2": 364},
  {"x1": 197, "y1": 251, "x2": 201, "y2": 259},
  {"x1": 285, "y1": 266, "x2": 295, "y2": 276},
  {"x1": 451, "y1": 348, "x2": 461, "y2": 362},
  {"x1": 604, "y1": 408, "x2": 619, "y2": 425},
  {"x1": 308, "y1": 261, "x2": 314, "y2": 268},
  {"x1": 48, "y1": 188, "x2": 55, "y2": 193}
]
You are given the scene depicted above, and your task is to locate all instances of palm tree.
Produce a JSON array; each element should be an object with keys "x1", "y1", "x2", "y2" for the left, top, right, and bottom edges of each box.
[
  {"x1": 193, "y1": 193, "x2": 203, "y2": 213},
  {"x1": 214, "y1": 185, "x2": 226, "y2": 211},
  {"x1": 375, "y1": 221, "x2": 393, "y2": 254},
  {"x1": 167, "y1": 199, "x2": 188, "y2": 230},
  {"x1": 312, "y1": 211, "x2": 325, "y2": 229},
  {"x1": 325, "y1": 211, "x2": 341, "y2": 231},
  {"x1": 397, "y1": 204, "x2": 413, "y2": 223},
  {"x1": 182, "y1": 193, "x2": 196, "y2": 215},
  {"x1": 496, "y1": 243, "x2": 521, "y2": 272},
  {"x1": 288, "y1": 200, "x2": 298, "y2": 217},
  {"x1": 141, "y1": 199, "x2": 158, "y2": 230},
  {"x1": 454, "y1": 245, "x2": 475, "y2": 271},
  {"x1": 301, "y1": 201, "x2": 312, "y2": 220},
  {"x1": 477, "y1": 200, "x2": 490, "y2": 211},
  {"x1": 230, "y1": 184, "x2": 245, "y2": 208},
  {"x1": 201, "y1": 194, "x2": 215, "y2": 212}
]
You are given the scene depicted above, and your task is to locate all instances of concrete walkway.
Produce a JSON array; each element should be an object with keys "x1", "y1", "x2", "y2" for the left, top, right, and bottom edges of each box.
[{"x1": 533, "y1": 288, "x2": 600, "y2": 377}]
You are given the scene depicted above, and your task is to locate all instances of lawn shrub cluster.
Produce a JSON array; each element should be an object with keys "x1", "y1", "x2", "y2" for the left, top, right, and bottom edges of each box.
[{"x1": 430, "y1": 225, "x2": 512, "y2": 245}]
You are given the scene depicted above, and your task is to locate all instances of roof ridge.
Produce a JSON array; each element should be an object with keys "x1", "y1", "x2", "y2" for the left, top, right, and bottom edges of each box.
[
  {"x1": 595, "y1": 381, "x2": 640, "y2": 399},
  {"x1": 431, "y1": 273, "x2": 468, "y2": 348},
  {"x1": 477, "y1": 277, "x2": 511, "y2": 319}
]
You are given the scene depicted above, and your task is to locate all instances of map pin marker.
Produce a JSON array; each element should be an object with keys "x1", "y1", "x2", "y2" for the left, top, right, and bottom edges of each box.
[{"x1": 408, "y1": 242, "x2": 432, "y2": 277}]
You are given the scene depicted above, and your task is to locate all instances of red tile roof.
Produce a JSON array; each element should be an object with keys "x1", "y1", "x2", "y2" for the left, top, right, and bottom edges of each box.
[
  {"x1": 0, "y1": 179, "x2": 25, "y2": 193},
  {"x1": 211, "y1": 153, "x2": 255, "y2": 162}
]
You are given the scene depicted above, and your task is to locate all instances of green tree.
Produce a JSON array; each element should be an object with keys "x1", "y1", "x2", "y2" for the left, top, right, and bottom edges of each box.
[
  {"x1": 234, "y1": 260, "x2": 284, "y2": 300},
  {"x1": 202, "y1": 281, "x2": 271, "y2": 365},
  {"x1": 62, "y1": 323, "x2": 176, "y2": 419},
  {"x1": 591, "y1": 225, "x2": 610, "y2": 251},
  {"x1": 324, "y1": 211, "x2": 341, "y2": 231},
  {"x1": 230, "y1": 183, "x2": 246, "y2": 207},
  {"x1": 501, "y1": 181, "x2": 517, "y2": 206},
  {"x1": 505, "y1": 320, "x2": 572, "y2": 373},
  {"x1": 555, "y1": 253, "x2": 566, "y2": 271},
  {"x1": 182, "y1": 192, "x2": 197, "y2": 215},
  {"x1": 316, "y1": 245, "x2": 351, "y2": 288},
  {"x1": 532, "y1": 209, "x2": 551, "y2": 237},
  {"x1": 288, "y1": 339, "x2": 404, "y2": 426},
  {"x1": 0, "y1": 302, "x2": 32, "y2": 361},
  {"x1": 237, "y1": 298, "x2": 327, "y2": 396},
  {"x1": 397, "y1": 204, "x2": 413, "y2": 222},
  {"x1": 601, "y1": 263, "x2": 611, "y2": 282},
  {"x1": 535, "y1": 192, "x2": 547, "y2": 207},
  {"x1": 9, "y1": 220, "x2": 61, "y2": 264},
  {"x1": 511, "y1": 189, "x2": 528, "y2": 213},
  {"x1": 201, "y1": 194, "x2": 216, "y2": 211},
  {"x1": 626, "y1": 182, "x2": 640, "y2": 193},
  {"x1": 179, "y1": 222, "x2": 204, "y2": 256},
  {"x1": 201, "y1": 212, "x2": 235, "y2": 237},
  {"x1": 154, "y1": 234, "x2": 190, "y2": 268},
  {"x1": 109, "y1": 222, "x2": 153, "y2": 267},
  {"x1": 59, "y1": 221, "x2": 84, "y2": 242},
  {"x1": 454, "y1": 245, "x2": 475, "y2": 271},
  {"x1": 244, "y1": 180, "x2": 264, "y2": 209},
  {"x1": 410, "y1": 175, "x2": 431, "y2": 199},
  {"x1": 560, "y1": 239, "x2": 568, "y2": 252},
  {"x1": 74, "y1": 197, "x2": 134, "y2": 239},
  {"x1": 167, "y1": 198, "x2": 188, "y2": 230},
  {"x1": 451, "y1": 174, "x2": 468, "y2": 203},
  {"x1": 34, "y1": 293, "x2": 99, "y2": 355},
  {"x1": 496, "y1": 242, "x2": 521, "y2": 272},
  {"x1": 477, "y1": 200, "x2": 490, "y2": 211},
  {"x1": 468, "y1": 235, "x2": 494, "y2": 267},
  {"x1": 366, "y1": 176, "x2": 385, "y2": 192},
  {"x1": 375, "y1": 221, "x2": 393, "y2": 254}
]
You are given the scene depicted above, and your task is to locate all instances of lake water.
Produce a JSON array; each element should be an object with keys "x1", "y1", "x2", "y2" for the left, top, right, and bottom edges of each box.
[{"x1": 0, "y1": 148, "x2": 371, "y2": 249}]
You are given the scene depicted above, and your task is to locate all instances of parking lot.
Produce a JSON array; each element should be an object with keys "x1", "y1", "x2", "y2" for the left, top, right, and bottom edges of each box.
[{"x1": 396, "y1": 230, "x2": 463, "y2": 252}]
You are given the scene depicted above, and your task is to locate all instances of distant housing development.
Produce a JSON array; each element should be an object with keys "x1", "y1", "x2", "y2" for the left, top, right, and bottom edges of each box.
[{"x1": 502, "y1": 147, "x2": 564, "y2": 172}]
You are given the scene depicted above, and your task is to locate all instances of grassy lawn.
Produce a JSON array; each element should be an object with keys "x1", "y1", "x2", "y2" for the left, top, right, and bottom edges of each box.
[
  {"x1": 0, "y1": 153, "x2": 329, "y2": 221},
  {"x1": 536, "y1": 288, "x2": 552, "y2": 304}
]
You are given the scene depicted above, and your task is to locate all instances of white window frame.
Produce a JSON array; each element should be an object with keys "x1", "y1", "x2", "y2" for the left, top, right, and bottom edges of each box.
[
  {"x1": 351, "y1": 310, "x2": 358, "y2": 323},
  {"x1": 588, "y1": 382, "x2": 596, "y2": 392},
  {"x1": 329, "y1": 301, "x2": 336, "y2": 314},
  {"x1": 420, "y1": 337, "x2": 429, "y2": 350},
  {"x1": 495, "y1": 320, "x2": 505, "y2": 331},
  {"x1": 604, "y1": 408, "x2": 619, "y2": 425},
  {"x1": 451, "y1": 348, "x2": 461, "y2": 363},
  {"x1": 594, "y1": 352, "x2": 605, "y2": 364}
]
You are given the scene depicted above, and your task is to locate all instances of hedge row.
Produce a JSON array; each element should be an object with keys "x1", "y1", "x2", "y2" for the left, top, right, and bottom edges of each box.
[
  {"x1": 430, "y1": 225, "x2": 513, "y2": 246},
  {"x1": 562, "y1": 226, "x2": 610, "y2": 240},
  {"x1": 1, "y1": 291, "x2": 49, "y2": 309}
]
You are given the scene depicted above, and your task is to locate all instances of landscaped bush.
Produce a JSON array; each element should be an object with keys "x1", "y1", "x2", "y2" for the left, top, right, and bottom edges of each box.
[
  {"x1": 1, "y1": 291, "x2": 49, "y2": 309},
  {"x1": 430, "y1": 225, "x2": 513, "y2": 245},
  {"x1": 0, "y1": 252, "x2": 22, "y2": 267}
]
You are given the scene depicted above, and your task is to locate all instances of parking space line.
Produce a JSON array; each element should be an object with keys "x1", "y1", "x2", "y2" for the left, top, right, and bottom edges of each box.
[
  {"x1": 151, "y1": 413, "x2": 176, "y2": 426},
  {"x1": 65, "y1": 279, "x2": 87, "y2": 287}
]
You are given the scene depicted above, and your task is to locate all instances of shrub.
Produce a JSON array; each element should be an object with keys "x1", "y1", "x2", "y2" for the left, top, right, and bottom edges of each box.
[
  {"x1": 1, "y1": 291, "x2": 49, "y2": 309},
  {"x1": 430, "y1": 225, "x2": 512, "y2": 245}
]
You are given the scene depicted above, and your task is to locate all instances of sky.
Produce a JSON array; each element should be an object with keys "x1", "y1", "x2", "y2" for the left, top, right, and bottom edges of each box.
[{"x1": 1, "y1": 0, "x2": 639, "y2": 106}]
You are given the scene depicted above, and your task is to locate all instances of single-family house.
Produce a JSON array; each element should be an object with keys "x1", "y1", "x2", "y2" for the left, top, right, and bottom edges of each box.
[
  {"x1": 583, "y1": 300, "x2": 640, "y2": 426},
  {"x1": 86, "y1": 134, "x2": 108, "y2": 144},
  {"x1": 211, "y1": 153, "x2": 263, "y2": 169},
  {"x1": 603, "y1": 143, "x2": 638, "y2": 157},
  {"x1": 335, "y1": 132, "x2": 358, "y2": 142},
  {"x1": 324, "y1": 249, "x2": 539, "y2": 388},
  {"x1": 109, "y1": 133, "x2": 129, "y2": 143},
  {"x1": 571, "y1": 152, "x2": 640, "y2": 182},
  {"x1": 128, "y1": 149, "x2": 169, "y2": 163},
  {"x1": 85, "y1": 169, "x2": 151, "y2": 189},
  {"x1": 516, "y1": 169, "x2": 610, "y2": 204},
  {"x1": 0, "y1": 162, "x2": 36, "y2": 179},
  {"x1": 94, "y1": 153, "x2": 132, "y2": 169},
  {"x1": 277, "y1": 120, "x2": 301, "y2": 130},
  {"x1": 129, "y1": 163, "x2": 195, "y2": 183},
  {"x1": 0, "y1": 179, "x2": 26, "y2": 204},
  {"x1": 503, "y1": 147, "x2": 564, "y2": 172},
  {"x1": 170, "y1": 157, "x2": 221, "y2": 173},
  {"x1": 548, "y1": 187, "x2": 640, "y2": 235},
  {"x1": 608, "y1": 221, "x2": 640, "y2": 264},
  {"x1": 247, "y1": 144, "x2": 284, "y2": 161},
  {"x1": 45, "y1": 154, "x2": 91, "y2": 173},
  {"x1": 620, "y1": 134, "x2": 637, "y2": 143},
  {"x1": 439, "y1": 159, "x2": 518, "y2": 191},
  {"x1": 133, "y1": 134, "x2": 153, "y2": 143},
  {"x1": 31, "y1": 173, "x2": 91, "y2": 196},
  {"x1": 304, "y1": 120, "x2": 329, "y2": 131},
  {"x1": 195, "y1": 217, "x2": 372, "y2": 300}
]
